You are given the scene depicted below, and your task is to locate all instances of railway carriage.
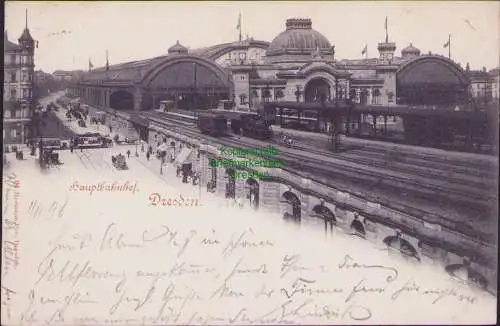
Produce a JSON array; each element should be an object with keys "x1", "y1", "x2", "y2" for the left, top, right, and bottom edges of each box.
[{"x1": 197, "y1": 112, "x2": 228, "y2": 137}]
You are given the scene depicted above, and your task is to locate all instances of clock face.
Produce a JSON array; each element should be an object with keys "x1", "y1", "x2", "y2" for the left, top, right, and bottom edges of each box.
[{"x1": 387, "y1": 53, "x2": 393, "y2": 60}]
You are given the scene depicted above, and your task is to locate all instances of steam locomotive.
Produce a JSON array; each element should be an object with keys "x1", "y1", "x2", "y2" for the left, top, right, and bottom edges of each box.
[{"x1": 197, "y1": 104, "x2": 274, "y2": 140}]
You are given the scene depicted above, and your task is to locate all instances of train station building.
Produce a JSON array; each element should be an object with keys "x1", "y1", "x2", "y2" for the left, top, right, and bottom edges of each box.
[
  {"x1": 68, "y1": 17, "x2": 473, "y2": 115},
  {"x1": 63, "y1": 18, "x2": 497, "y2": 286}
]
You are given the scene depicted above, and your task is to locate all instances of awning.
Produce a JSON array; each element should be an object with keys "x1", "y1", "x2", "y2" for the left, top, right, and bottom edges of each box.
[{"x1": 175, "y1": 148, "x2": 193, "y2": 165}]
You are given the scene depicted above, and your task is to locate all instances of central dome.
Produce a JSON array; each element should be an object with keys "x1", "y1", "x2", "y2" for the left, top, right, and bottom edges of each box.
[{"x1": 267, "y1": 18, "x2": 332, "y2": 57}]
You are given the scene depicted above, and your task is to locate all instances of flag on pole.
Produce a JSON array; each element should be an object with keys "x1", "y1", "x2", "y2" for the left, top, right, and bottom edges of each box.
[
  {"x1": 88, "y1": 58, "x2": 94, "y2": 71},
  {"x1": 236, "y1": 13, "x2": 242, "y2": 42},
  {"x1": 106, "y1": 50, "x2": 109, "y2": 71},
  {"x1": 444, "y1": 34, "x2": 451, "y2": 58},
  {"x1": 361, "y1": 44, "x2": 368, "y2": 55},
  {"x1": 384, "y1": 16, "x2": 389, "y2": 42},
  {"x1": 236, "y1": 13, "x2": 241, "y2": 30}
]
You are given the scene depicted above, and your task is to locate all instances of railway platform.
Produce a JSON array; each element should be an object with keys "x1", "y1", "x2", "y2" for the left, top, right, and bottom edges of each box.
[{"x1": 147, "y1": 107, "x2": 497, "y2": 162}]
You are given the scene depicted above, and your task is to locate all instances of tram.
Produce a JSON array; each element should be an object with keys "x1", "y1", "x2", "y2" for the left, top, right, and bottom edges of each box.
[
  {"x1": 73, "y1": 133, "x2": 105, "y2": 148},
  {"x1": 35, "y1": 137, "x2": 63, "y2": 150}
]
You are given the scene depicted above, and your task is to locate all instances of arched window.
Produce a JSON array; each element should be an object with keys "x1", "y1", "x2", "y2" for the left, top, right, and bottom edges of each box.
[
  {"x1": 360, "y1": 89, "x2": 369, "y2": 105},
  {"x1": 262, "y1": 89, "x2": 271, "y2": 102},
  {"x1": 372, "y1": 88, "x2": 381, "y2": 105},
  {"x1": 10, "y1": 88, "x2": 17, "y2": 100},
  {"x1": 275, "y1": 89, "x2": 284, "y2": 101},
  {"x1": 349, "y1": 88, "x2": 357, "y2": 101},
  {"x1": 239, "y1": 94, "x2": 247, "y2": 105},
  {"x1": 387, "y1": 91, "x2": 395, "y2": 103}
]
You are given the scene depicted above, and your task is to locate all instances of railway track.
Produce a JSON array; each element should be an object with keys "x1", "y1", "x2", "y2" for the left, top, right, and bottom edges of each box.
[
  {"x1": 156, "y1": 111, "x2": 496, "y2": 177},
  {"x1": 148, "y1": 115, "x2": 495, "y2": 243},
  {"x1": 294, "y1": 134, "x2": 496, "y2": 179},
  {"x1": 150, "y1": 114, "x2": 495, "y2": 207},
  {"x1": 284, "y1": 140, "x2": 495, "y2": 192}
]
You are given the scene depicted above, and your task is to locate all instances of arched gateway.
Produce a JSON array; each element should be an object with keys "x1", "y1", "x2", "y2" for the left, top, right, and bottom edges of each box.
[
  {"x1": 246, "y1": 178, "x2": 260, "y2": 209},
  {"x1": 281, "y1": 191, "x2": 301, "y2": 223},
  {"x1": 109, "y1": 90, "x2": 134, "y2": 111},
  {"x1": 304, "y1": 77, "x2": 332, "y2": 103},
  {"x1": 140, "y1": 55, "x2": 231, "y2": 111},
  {"x1": 396, "y1": 55, "x2": 469, "y2": 105},
  {"x1": 310, "y1": 203, "x2": 336, "y2": 234}
]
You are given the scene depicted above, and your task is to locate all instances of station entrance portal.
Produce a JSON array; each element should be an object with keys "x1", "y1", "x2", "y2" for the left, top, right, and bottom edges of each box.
[
  {"x1": 110, "y1": 91, "x2": 134, "y2": 111},
  {"x1": 304, "y1": 78, "x2": 331, "y2": 103}
]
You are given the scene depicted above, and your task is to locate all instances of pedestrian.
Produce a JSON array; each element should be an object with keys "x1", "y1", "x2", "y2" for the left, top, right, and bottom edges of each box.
[
  {"x1": 127, "y1": 149, "x2": 131, "y2": 158},
  {"x1": 141, "y1": 143, "x2": 145, "y2": 152},
  {"x1": 146, "y1": 151, "x2": 150, "y2": 161}
]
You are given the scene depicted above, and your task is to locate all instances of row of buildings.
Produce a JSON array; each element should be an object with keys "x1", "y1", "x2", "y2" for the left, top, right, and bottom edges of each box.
[
  {"x1": 3, "y1": 21, "x2": 36, "y2": 145},
  {"x1": 67, "y1": 18, "x2": 498, "y2": 115},
  {"x1": 3, "y1": 17, "x2": 499, "y2": 144}
]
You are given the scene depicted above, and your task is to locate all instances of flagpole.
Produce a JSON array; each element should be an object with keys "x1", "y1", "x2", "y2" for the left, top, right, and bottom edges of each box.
[
  {"x1": 385, "y1": 16, "x2": 388, "y2": 43},
  {"x1": 238, "y1": 13, "x2": 242, "y2": 42},
  {"x1": 448, "y1": 34, "x2": 451, "y2": 59}
]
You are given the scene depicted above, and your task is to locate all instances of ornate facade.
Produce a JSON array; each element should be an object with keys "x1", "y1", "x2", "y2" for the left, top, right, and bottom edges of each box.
[
  {"x1": 69, "y1": 18, "x2": 471, "y2": 115},
  {"x1": 3, "y1": 19, "x2": 36, "y2": 144},
  {"x1": 65, "y1": 18, "x2": 495, "y2": 286}
]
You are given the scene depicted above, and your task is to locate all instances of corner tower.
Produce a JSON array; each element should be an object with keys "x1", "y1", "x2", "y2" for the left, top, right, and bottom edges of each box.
[
  {"x1": 17, "y1": 9, "x2": 36, "y2": 125},
  {"x1": 377, "y1": 17, "x2": 396, "y2": 64}
]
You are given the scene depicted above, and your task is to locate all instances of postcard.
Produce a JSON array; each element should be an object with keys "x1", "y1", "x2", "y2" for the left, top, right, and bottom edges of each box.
[{"x1": 2, "y1": 1, "x2": 498, "y2": 325}]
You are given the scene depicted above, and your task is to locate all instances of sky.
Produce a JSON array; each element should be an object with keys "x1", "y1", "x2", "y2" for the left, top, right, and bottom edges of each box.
[{"x1": 5, "y1": 1, "x2": 499, "y2": 73}]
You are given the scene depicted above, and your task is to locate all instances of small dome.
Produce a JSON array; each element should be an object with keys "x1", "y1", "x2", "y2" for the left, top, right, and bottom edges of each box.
[
  {"x1": 168, "y1": 40, "x2": 188, "y2": 55},
  {"x1": 267, "y1": 18, "x2": 332, "y2": 57},
  {"x1": 402, "y1": 43, "x2": 420, "y2": 57}
]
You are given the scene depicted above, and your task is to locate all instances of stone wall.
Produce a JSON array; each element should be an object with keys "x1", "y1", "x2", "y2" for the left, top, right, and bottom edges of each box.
[{"x1": 144, "y1": 123, "x2": 497, "y2": 292}]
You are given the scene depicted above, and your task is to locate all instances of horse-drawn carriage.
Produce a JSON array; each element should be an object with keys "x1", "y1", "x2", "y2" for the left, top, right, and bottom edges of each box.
[
  {"x1": 111, "y1": 154, "x2": 128, "y2": 170},
  {"x1": 41, "y1": 149, "x2": 63, "y2": 168}
]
